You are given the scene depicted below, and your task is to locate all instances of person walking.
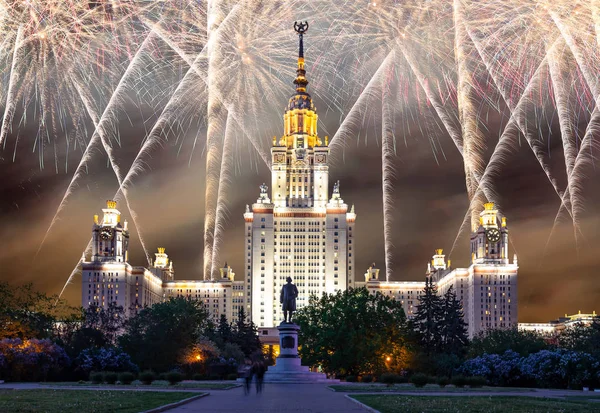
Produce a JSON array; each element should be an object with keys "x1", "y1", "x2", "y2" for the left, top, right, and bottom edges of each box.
[
  {"x1": 254, "y1": 358, "x2": 266, "y2": 394},
  {"x1": 238, "y1": 358, "x2": 253, "y2": 395}
]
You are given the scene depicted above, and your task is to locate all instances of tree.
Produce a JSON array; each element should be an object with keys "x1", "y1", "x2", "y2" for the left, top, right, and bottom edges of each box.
[
  {"x1": 411, "y1": 276, "x2": 444, "y2": 355},
  {"x1": 57, "y1": 303, "x2": 126, "y2": 358},
  {"x1": 119, "y1": 297, "x2": 210, "y2": 372},
  {"x1": 440, "y1": 286, "x2": 469, "y2": 356},
  {"x1": 295, "y1": 287, "x2": 408, "y2": 377},
  {"x1": 232, "y1": 308, "x2": 261, "y2": 357},
  {"x1": 216, "y1": 314, "x2": 233, "y2": 346},
  {"x1": 0, "y1": 282, "x2": 75, "y2": 340},
  {"x1": 556, "y1": 318, "x2": 600, "y2": 356},
  {"x1": 469, "y1": 328, "x2": 548, "y2": 358}
]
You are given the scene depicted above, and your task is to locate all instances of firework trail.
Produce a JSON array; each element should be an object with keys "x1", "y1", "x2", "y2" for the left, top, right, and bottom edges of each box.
[
  {"x1": 547, "y1": 41, "x2": 576, "y2": 219},
  {"x1": 3, "y1": 0, "x2": 600, "y2": 287},
  {"x1": 450, "y1": 49, "x2": 553, "y2": 256},
  {"x1": 36, "y1": 32, "x2": 156, "y2": 263},
  {"x1": 381, "y1": 52, "x2": 396, "y2": 282},
  {"x1": 56, "y1": 44, "x2": 208, "y2": 300},
  {"x1": 204, "y1": 1, "x2": 228, "y2": 280},
  {"x1": 0, "y1": 26, "x2": 23, "y2": 148},
  {"x1": 56, "y1": 239, "x2": 91, "y2": 304},
  {"x1": 454, "y1": 0, "x2": 487, "y2": 232},
  {"x1": 211, "y1": 112, "x2": 236, "y2": 279},
  {"x1": 549, "y1": 10, "x2": 600, "y2": 246},
  {"x1": 397, "y1": 42, "x2": 462, "y2": 156},
  {"x1": 329, "y1": 50, "x2": 394, "y2": 154},
  {"x1": 467, "y1": 30, "x2": 572, "y2": 217}
]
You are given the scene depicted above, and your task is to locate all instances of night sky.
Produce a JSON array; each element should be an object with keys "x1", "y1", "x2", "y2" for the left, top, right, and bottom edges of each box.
[{"x1": 1, "y1": 44, "x2": 599, "y2": 324}]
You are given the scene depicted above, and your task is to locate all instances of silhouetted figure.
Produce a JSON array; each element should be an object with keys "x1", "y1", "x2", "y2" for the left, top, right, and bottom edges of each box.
[
  {"x1": 238, "y1": 358, "x2": 253, "y2": 395},
  {"x1": 253, "y1": 358, "x2": 266, "y2": 394},
  {"x1": 280, "y1": 276, "x2": 298, "y2": 323}
]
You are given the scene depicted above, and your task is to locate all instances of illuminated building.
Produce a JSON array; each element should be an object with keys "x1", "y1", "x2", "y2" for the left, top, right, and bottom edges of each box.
[
  {"x1": 358, "y1": 202, "x2": 519, "y2": 338},
  {"x1": 519, "y1": 311, "x2": 598, "y2": 335},
  {"x1": 243, "y1": 25, "x2": 356, "y2": 328},
  {"x1": 81, "y1": 200, "x2": 249, "y2": 321}
]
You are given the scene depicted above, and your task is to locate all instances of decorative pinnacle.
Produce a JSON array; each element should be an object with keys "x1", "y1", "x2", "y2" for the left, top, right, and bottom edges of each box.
[{"x1": 293, "y1": 21, "x2": 309, "y2": 92}]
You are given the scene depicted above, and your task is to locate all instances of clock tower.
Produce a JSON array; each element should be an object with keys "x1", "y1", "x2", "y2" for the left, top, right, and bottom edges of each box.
[
  {"x1": 470, "y1": 202, "x2": 509, "y2": 264},
  {"x1": 91, "y1": 200, "x2": 129, "y2": 263}
]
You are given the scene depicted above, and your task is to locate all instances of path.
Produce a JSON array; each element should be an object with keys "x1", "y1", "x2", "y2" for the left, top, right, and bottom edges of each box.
[{"x1": 169, "y1": 383, "x2": 366, "y2": 413}]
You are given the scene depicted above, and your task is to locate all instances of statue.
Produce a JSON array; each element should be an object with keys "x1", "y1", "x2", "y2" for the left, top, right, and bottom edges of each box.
[
  {"x1": 333, "y1": 180, "x2": 340, "y2": 194},
  {"x1": 280, "y1": 276, "x2": 298, "y2": 323},
  {"x1": 260, "y1": 183, "x2": 268, "y2": 194}
]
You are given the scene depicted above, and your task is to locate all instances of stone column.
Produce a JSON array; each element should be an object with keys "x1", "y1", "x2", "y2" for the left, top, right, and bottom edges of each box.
[{"x1": 278, "y1": 323, "x2": 300, "y2": 358}]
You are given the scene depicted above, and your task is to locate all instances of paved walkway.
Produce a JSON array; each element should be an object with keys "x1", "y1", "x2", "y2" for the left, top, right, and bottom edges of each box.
[{"x1": 169, "y1": 383, "x2": 366, "y2": 413}]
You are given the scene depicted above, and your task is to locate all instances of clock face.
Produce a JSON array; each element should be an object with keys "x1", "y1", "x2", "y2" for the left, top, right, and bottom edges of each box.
[
  {"x1": 486, "y1": 228, "x2": 501, "y2": 243},
  {"x1": 100, "y1": 227, "x2": 113, "y2": 240}
]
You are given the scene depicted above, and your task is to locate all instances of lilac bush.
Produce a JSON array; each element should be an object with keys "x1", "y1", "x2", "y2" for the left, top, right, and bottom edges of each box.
[
  {"x1": 460, "y1": 350, "x2": 521, "y2": 386},
  {"x1": 461, "y1": 349, "x2": 600, "y2": 389},
  {"x1": 0, "y1": 338, "x2": 70, "y2": 381},
  {"x1": 520, "y1": 350, "x2": 564, "y2": 388},
  {"x1": 76, "y1": 347, "x2": 138, "y2": 374}
]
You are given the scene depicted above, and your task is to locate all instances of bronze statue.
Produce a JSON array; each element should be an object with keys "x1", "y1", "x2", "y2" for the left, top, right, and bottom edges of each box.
[{"x1": 280, "y1": 276, "x2": 298, "y2": 323}]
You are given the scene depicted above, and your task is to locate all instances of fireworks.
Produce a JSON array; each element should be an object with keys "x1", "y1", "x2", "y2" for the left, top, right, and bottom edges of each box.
[{"x1": 1, "y1": 1, "x2": 598, "y2": 292}]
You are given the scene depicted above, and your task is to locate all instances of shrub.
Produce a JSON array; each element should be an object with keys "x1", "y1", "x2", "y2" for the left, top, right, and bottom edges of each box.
[
  {"x1": 77, "y1": 347, "x2": 138, "y2": 374},
  {"x1": 411, "y1": 373, "x2": 429, "y2": 387},
  {"x1": 361, "y1": 374, "x2": 373, "y2": 383},
  {"x1": 192, "y1": 374, "x2": 206, "y2": 381},
  {"x1": 158, "y1": 373, "x2": 167, "y2": 381},
  {"x1": 90, "y1": 371, "x2": 104, "y2": 384},
  {"x1": 166, "y1": 371, "x2": 183, "y2": 385},
  {"x1": 395, "y1": 374, "x2": 408, "y2": 384},
  {"x1": 226, "y1": 373, "x2": 238, "y2": 381},
  {"x1": 0, "y1": 339, "x2": 70, "y2": 382},
  {"x1": 139, "y1": 370, "x2": 156, "y2": 385},
  {"x1": 467, "y1": 376, "x2": 486, "y2": 387},
  {"x1": 119, "y1": 372, "x2": 135, "y2": 385},
  {"x1": 460, "y1": 350, "x2": 521, "y2": 387},
  {"x1": 452, "y1": 375, "x2": 467, "y2": 388},
  {"x1": 104, "y1": 371, "x2": 118, "y2": 384},
  {"x1": 380, "y1": 373, "x2": 396, "y2": 386},
  {"x1": 437, "y1": 376, "x2": 449, "y2": 387},
  {"x1": 345, "y1": 375, "x2": 357, "y2": 382}
]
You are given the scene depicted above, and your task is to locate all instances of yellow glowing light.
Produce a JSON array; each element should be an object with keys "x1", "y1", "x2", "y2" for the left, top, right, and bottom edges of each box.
[
  {"x1": 196, "y1": 354, "x2": 201, "y2": 361},
  {"x1": 386, "y1": 356, "x2": 391, "y2": 362}
]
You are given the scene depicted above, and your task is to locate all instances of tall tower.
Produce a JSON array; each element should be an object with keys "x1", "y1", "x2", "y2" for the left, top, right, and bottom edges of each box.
[
  {"x1": 91, "y1": 200, "x2": 129, "y2": 263},
  {"x1": 467, "y1": 202, "x2": 518, "y2": 336},
  {"x1": 244, "y1": 22, "x2": 356, "y2": 327}
]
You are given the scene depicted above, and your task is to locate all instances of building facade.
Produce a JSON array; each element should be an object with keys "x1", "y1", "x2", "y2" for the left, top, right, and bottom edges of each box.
[
  {"x1": 358, "y1": 202, "x2": 519, "y2": 338},
  {"x1": 243, "y1": 28, "x2": 356, "y2": 328},
  {"x1": 81, "y1": 200, "x2": 249, "y2": 322},
  {"x1": 519, "y1": 311, "x2": 598, "y2": 335}
]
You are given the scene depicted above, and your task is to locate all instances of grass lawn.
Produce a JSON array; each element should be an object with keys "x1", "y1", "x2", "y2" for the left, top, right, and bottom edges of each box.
[
  {"x1": 40, "y1": 380, "x2": 238, "y2": 390},
  {"x1": 0, "y1": 389, "x2": 202, "y2": 413},
  {"x1": 331, "y1": 383, "x2": 531, "y2": 393},
  {"x1": 351, "y1": 395, "x2": 600, "y2": 413}
]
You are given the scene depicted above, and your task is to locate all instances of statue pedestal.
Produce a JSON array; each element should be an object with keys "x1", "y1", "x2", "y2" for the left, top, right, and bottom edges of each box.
[{"x1": 263, "y1": 322, "x2": 337, "y2": 383}]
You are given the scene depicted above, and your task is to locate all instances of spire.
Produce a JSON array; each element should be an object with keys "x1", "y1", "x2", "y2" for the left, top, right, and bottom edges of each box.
[{"x1": 293, "y1": 21, "x2": 309, "y2": 92}]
